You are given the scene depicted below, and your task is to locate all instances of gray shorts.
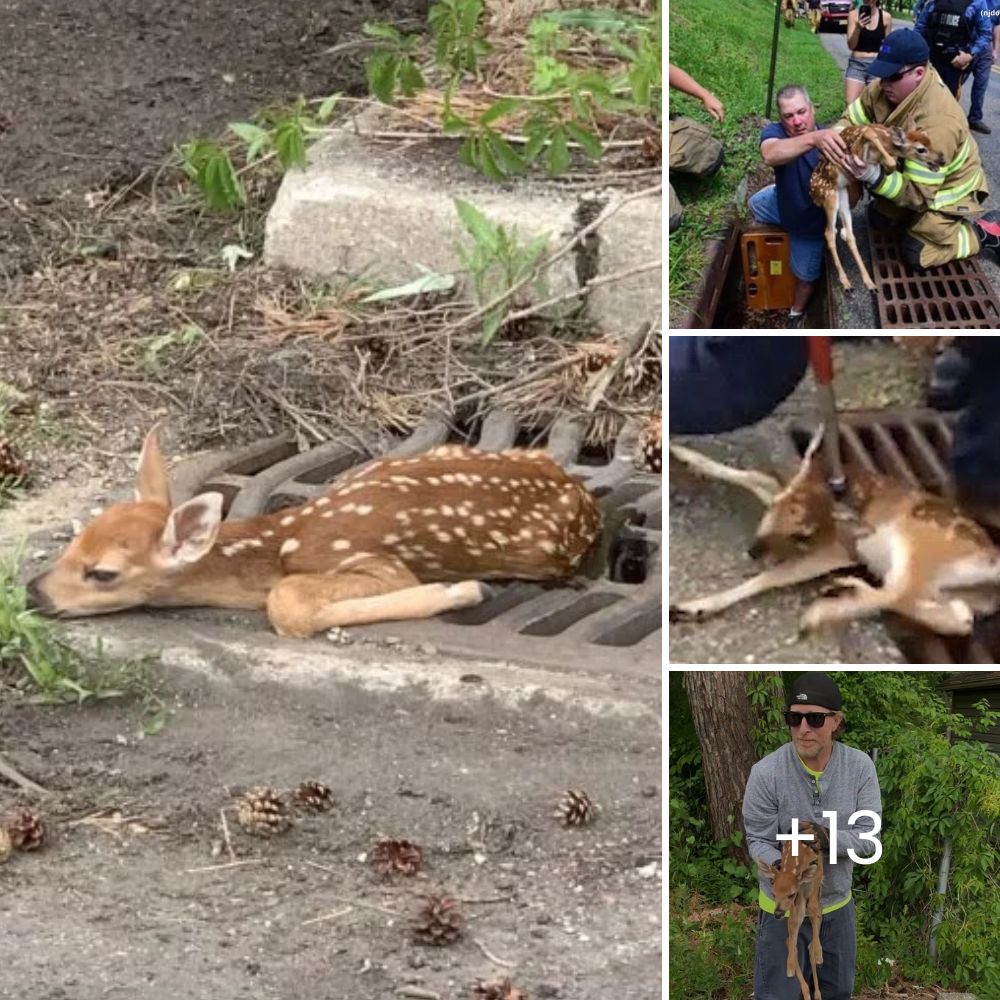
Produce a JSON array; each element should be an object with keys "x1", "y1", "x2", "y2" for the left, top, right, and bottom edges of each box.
[
  {"x1": 753, "y1": 898, "x2": 857, "y2": 1000},
  {"x1": 845, "y1": 55, "x2": 878, "y2": 84}
]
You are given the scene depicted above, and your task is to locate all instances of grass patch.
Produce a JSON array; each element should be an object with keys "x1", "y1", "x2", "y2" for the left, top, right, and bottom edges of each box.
[
  {"x1": 0, "y1": 551, "x2": 160, "y2": 709},
  {"x1": 668, "y1": 0, "x2": 845, "y2": 318}
]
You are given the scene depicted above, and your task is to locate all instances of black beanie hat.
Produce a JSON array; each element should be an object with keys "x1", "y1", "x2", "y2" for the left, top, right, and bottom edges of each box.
[{"x1": 788, "y1": 672, "x2": 842, "y2": 711}]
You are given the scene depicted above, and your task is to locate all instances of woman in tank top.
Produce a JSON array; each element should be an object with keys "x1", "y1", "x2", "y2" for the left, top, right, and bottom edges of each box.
[{"x1": 844, "y1": 0, "x2": 892, "y2": 103}]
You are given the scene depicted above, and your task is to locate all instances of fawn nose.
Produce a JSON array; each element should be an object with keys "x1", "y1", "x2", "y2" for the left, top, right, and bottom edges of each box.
[
  {"x1": 25, "y1": 575, "x2": 50, "y2": 614},
  {"x1": 747, "y1": 538, "x2": 766, "y2": 560}
]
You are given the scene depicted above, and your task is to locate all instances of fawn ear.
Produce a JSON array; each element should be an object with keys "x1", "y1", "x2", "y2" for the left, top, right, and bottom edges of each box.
[
  {"x1": 802, "y1": 859, "x2": 819, "y2": 880},
  {"x1": 159, "y1": 492, "x2": 223, "y2": 566},
  {"x1": 757, "y1": 859, "x2": 779, "y2": 878},
  {"x1": 136, "y1": 424, "x2": 172, "y2": 507}
]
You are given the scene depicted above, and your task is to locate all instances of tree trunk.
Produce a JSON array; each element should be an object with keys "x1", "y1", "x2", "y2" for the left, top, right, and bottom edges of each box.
[{"x1": 684, "y1": 671, "x2": 775, "y2": 865}]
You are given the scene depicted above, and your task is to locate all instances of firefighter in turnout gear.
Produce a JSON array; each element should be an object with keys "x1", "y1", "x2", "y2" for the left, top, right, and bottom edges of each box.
[
  {"x1": 827, "y1": 28, "x2": 1000, "y2": 269},
  {"x1": 915, "y1": 0, "x2": 992, "y2": 97}
]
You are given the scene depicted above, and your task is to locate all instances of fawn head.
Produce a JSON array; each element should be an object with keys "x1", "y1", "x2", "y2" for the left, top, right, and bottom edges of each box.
[
  {"x1": 26, "y1": 428, "x2": 224, "y2": 617},
  {"x1": 748, "y1": 428, "x2": 835, "y2": 560},
  {"x1": 876, "y1": 122, "x2": 945, "y2": 172},
  {"x1": 757, "y1": 823, "x2": 824, "y2": 918}
]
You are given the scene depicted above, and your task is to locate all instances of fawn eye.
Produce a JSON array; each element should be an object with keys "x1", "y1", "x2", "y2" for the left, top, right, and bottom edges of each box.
[{"x1": 84, "y1": 568, "x2": 120, "y2": 585}]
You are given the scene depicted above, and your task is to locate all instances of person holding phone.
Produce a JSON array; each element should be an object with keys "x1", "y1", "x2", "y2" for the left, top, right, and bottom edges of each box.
[{"x1": 844, "y1": 0, "x2": 892, "y2": 104}]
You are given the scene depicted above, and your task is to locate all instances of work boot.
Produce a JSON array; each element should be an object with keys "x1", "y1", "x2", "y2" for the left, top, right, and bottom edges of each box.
[
  {"x1": 969, "y1": 119, "x2": 992, "y2": 135},
  {"x1": 973, "y1": 209, "x2": 1000, "y2": 258},
  {"x1": 927, "y1": 344, "x2": 974, "y2": 411},
  {"x1": 786, "y1": 310, "x2": 805, "y2": 329}
]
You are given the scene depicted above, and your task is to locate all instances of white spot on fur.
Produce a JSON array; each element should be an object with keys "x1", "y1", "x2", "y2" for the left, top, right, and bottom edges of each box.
[
  {"x1": 382, "y1": 533, "x2": 401, "y2": 545},
  {"x1": 321, "y1": 510, "x2": 334, "y2": 518},
  {"x1": 262, "y1": 530, "x2": 275, "y2": 537},
  {"x1": 280, "y1": 515, "x2": 295, "y2": 526},
  {"x1": 539, "y1": 540, "x2": 557, "y2": 554},
  {"x1": 315, "y1": 497, "x2": 330, "y2": 507},
  {"x1": 280, "y1": 538, "x2": 300, "y2": 556},
  {"x1": 301, "y1": 506, "x2": 314, "y2": 516},
  {"x1": 332, "y1": 539, "x2": 352, "y2": 551},
  {"x1": 472, "y1": 515, "x2": 486, "y2": 526},
  {"x1": 439, "y1": 505, "x2": 455, "y2": 517},
  {"x1": 435, "y1": 531, "x2": 452, "y2": 543},
  {"x1": 426, "y1": 477, "x2": 440, "y2": 486},
  {"x1": 355, "y1": 504, "x2": 373, "y2": 516},
  {"x1": 453, "y1": 526, "x2": 467, "y2": 538}
]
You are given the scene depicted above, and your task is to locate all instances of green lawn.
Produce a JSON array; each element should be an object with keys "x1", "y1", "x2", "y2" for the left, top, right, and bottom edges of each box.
[{"x1": 669, "y1": 0, "x2": 845, "y2": 318}]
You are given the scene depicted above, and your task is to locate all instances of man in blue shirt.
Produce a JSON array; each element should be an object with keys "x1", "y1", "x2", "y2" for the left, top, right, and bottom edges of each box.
[{"x1": 749, "y1": 85, "x2": 857, "y2": 328}]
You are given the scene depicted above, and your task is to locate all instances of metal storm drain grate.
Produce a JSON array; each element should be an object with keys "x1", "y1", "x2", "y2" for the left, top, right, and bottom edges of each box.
[
  {"x1": 869, "y1": 229, "x2": 1000, "y2": 329},
  {"x1": 789, "y1": 408, "x2": 1000, "y2": 664},
  {"x1": 168, "y1": 411, "x2": 661, "y2": 675}
]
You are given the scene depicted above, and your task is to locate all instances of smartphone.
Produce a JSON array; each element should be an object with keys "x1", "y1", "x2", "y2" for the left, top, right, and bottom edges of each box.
[{"x1": 859, "y1": 4, "x2": 872, "y2": 18}]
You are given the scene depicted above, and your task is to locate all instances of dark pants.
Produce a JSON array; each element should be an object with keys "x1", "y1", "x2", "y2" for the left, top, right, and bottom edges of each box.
[
  {"x1": 753, "y1": 899, "x2": 856, "y2": 1000},
  {"x1": 968, "y1": 48, "x2": 992, "y2": 123},
  {"x1": 952, "y1": 338, "x2": 1000, "y2": 498}
]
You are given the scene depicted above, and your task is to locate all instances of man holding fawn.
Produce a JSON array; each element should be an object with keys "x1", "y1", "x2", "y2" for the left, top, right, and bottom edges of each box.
[{"x1": 743, "y1": 673, "x2": 882, "y2": 1000}]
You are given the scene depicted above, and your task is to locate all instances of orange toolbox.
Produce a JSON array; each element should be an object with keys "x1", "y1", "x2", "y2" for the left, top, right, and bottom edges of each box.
[{"x1": 741, "y1": 225, "x2": 796, "y2": 311}]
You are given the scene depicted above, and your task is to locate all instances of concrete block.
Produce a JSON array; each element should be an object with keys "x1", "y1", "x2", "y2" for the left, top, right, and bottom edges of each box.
[{"x1": 264, "y1": 124, "x2": 662, "y2": 332}]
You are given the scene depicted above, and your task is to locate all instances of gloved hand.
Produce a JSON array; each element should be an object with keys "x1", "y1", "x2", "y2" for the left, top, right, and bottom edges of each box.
[{"x1": 856, "y1": 162, "x2": 883, "y2": 187}]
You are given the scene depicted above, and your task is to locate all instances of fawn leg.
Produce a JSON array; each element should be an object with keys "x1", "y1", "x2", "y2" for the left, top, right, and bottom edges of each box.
[
  {"x1": 836, "y1": 187, "x2": 877, "y2": 291},
  {"x1": 822, "y1": 190, "x2": 852, "y2": 291},
  {"x1": 787, "y1": 899, "x2": 812, "y2": 1000},
  {"x1": 671, "y1": 544, "x2": 854, "y2": 621},
  {"x1": 802, "y1": 575, "x2": 974, "y2": 635},
  {"x1": 266, "y1": 557, "x2": 487, "y2": 637},
  {"x1": 669, "y1": 443, "x2": 782, "y2": 506}
]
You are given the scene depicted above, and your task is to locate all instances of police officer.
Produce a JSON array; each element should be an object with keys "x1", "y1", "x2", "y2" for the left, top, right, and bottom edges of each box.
[{"x1": 915, "y1": 0, "x2": 992, "y2": 98}]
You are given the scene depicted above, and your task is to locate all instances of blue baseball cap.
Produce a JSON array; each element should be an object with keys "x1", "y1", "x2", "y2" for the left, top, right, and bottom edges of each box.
[{"x1": 867, "y1": 28, "x2": 931, "y2": 78}]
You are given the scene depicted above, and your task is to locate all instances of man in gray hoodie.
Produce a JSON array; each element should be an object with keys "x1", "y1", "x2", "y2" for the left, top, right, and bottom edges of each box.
[{"x1": 743, "y1": 672, "x2": 882, "y2": 1000}]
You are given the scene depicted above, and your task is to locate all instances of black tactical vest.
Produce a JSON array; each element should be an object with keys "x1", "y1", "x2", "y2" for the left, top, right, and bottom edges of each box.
[{"x1": 928, "y1": 0, "x2": 971, "y2": 57}]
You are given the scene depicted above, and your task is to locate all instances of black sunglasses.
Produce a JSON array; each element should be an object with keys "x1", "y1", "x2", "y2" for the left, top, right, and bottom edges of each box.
[
  {"x1": 884, "y1": 66, "x2": 916, "y2": 83},
  {"x1": 784, "y1": 710, "x2": 838, "y2": 728}
]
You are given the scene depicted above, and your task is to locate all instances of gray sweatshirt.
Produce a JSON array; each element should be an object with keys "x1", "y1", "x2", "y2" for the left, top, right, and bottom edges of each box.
[{"x1": 743, "y1": 740, "x2": 882, "y2": 912}]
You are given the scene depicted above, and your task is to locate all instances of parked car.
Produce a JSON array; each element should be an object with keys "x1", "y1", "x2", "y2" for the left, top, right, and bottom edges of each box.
[{"x1": 818, "y1": 0, "x2": 851, "y2": 30}]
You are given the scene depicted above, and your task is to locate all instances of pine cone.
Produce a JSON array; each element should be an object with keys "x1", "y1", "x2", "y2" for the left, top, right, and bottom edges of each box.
[
  {"x1": 473, "y1": 979, "x2": 528, "y2": 1000},
  {"x1": 371, "y1": 837, "x2": 422, "y2": 877},
  {"x1": 555, "y1": 789, "x2": 599, "y2": 827},
  {"x1": 0, "y1": 438, "x2": 30, "y2": 484},
  {"x1": 236, "y1": 787, "x2": 292, "y2": 837},
  {"x1": 637, "y1": 414, "x2": 662, "y2": 474},
  {"x1": 4, "y1": 808, "x2": 47, "y2": 850},
  {"x1": 290, "y1": 781, "x2": 334, "y2": 812},
  {"x1": 412, "y1": 892, "x2": 463, "y2": 946},
  {"x1": 0, "y1": 826, "x2": 12, "y2": 863}
]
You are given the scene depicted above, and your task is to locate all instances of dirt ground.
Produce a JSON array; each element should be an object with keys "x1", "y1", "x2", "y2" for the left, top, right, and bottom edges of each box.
[{"x1": 0, "y1": 3, "x2": 662, "y2": 997}]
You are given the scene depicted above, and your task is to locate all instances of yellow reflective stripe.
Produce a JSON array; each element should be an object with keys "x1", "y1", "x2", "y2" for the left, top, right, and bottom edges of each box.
[
  {"x1": 759, "y1": 889, "x2": 853, "y2": 916},
  {"x1": 943, "y1": 139, "x2": 970, "y2": 176},
  {"x1": 847, "y1": 100, "x2": 871, "y2": 126},
  {"x1": 956, "y1": 223, "x2": 972, "y2": 259},
  {"x1": 874, "y1": 171, "x2": 904, "y2": 199},
  {"x1": 904, "y1": 161, "x2": 944, "y2": 186},
  {"x1": 933, "y1": 169, "x2": 983, "y2": 209}
]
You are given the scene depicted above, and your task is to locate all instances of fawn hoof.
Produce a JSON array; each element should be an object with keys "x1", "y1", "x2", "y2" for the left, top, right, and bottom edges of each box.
[{"x1": 669, "y1": 603, "x2": 706, "y2": 623}]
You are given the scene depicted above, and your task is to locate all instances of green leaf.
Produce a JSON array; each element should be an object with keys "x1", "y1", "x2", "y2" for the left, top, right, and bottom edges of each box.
[
  {"x1": 274, "y1": 119, "x2": 307, "y2": 170},
  {"x1": 543, "y1": 128, "x2": 570, "y2": 176},
  {"x1": 365, "y1": 51, "x2": 399, "y2": 104},
  {"x1": 486, "y1": 133, "x2": 525, "y2": 176},
  {"x1": 481, "y1": 306, "x2": 504, "y2": 346},
  {"x1": 479, "y1": 97, "x2": 523, "y2": 126},
  {"x1": 397, "y1": 57, "x2": 425, "y2": 97},
  {"x1": 316, "y1": 93, "x2": 340, "y2": 122},
  {"x1": 360, "y1": 272, "x2": 457, "y2": 303},
  {"x1": 564, "y1": 121, "x2": 603, "y2": 159},
  {"x1": 454, "y1": 198, "x2": 501, "y2": 253},
  {"x1": 475, "y1": 136, "x2": 505, "y2": 181},
  {"x1": 362, "y1": 21, "x2": 403, "y2": 43}
]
